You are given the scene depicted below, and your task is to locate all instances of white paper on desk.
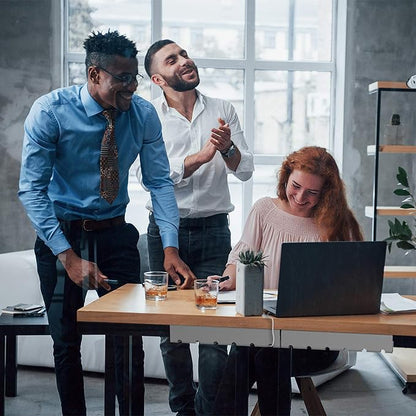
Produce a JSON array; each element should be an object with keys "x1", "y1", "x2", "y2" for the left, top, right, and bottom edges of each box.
[
  {"x1": 217, "y1": 290, "x2": 277, "y2": 304},
  {"x1": 380, "y1": 293, "x2": 416, "y2": 314}
]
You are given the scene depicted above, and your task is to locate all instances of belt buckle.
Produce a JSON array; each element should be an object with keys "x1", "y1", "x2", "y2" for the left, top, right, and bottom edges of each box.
[{"x1": 82, "y1": 219, "x2": 94, "y2": 232}]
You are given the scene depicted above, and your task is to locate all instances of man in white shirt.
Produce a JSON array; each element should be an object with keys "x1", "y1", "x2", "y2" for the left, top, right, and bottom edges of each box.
[{"x1": 142, "y1": 39, "x2": 254, "y2": 416}]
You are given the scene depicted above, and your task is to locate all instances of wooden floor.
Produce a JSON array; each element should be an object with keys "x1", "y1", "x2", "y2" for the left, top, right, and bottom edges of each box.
[{"x1": 4, "y1": 352, "x2": 416, "y2": 415}]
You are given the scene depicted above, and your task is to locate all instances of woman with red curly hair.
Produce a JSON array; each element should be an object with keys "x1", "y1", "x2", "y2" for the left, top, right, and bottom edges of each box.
[
  {"x1": 213, "y1": 146, "x2": 363, "y2": 415},
  {"x1": 220, "y1": 145, "x2": 363, "y2": 291}
]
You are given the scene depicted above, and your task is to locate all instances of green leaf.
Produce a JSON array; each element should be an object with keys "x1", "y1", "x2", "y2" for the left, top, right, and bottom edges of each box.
[
  {"x1": 390, "y1": 218, "x2": 403, "y2": 235},
  {"x1": 397, "y1": 167, "x2": 409, "y2": 187},
  {"x1": 387, "y1": 242, "x2": 392, "y2": 253},
  {"x1": 238, "y1": 249, "x2": 267, "y2": 268},
  {"x1": 385, "y1": 167, "x2": 415, "y2": 253},
  {"x1": 397, "y1": 241, "x2": 416, "y2": 250},
  {"x1": 394, "y1": 189, "x2": 410, "y2": 196},
  {"x1": 387, "y1": 218, "x2": 413, "y2": 239},
  {"x1": 396, "y1": 233, "x2": 412, "y2": 241}
]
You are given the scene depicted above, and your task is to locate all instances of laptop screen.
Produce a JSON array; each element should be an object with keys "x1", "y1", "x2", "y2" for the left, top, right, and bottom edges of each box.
[{"x1": 264, "y1": 241, "x2": 386, "y2": 317}]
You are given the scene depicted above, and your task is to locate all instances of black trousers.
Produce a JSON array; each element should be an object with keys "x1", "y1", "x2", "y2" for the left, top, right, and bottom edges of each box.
[
  {"x1": 215, "y1": 346, "x2": 339, "y2": 416},
  {"x1": 34, "y1": 221, "x2": 143, "y2": 416}
]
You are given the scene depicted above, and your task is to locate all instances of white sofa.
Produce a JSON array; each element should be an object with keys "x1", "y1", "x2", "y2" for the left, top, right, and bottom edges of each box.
[
  {"x1": 0, "y1": 248, "x2": 199, "y2": 379},
  {"x1": 0, "y1": 248, "x2": 355, "y2": 390}
]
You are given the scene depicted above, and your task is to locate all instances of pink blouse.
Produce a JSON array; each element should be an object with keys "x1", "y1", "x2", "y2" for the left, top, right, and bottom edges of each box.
[{"x1": 227, "y1": 197, "x2": 321, "y2": 289}]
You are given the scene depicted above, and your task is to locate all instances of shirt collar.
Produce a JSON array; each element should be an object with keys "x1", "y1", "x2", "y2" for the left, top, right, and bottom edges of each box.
[
  {"x1": 159, "y1": 89, "x2": 204, "y2": 114},
  {"x1": 81, "y1": 83, "x2": 106, "y2": 118}
]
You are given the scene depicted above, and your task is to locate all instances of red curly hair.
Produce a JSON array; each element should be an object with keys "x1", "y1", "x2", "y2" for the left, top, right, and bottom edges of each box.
[{"x1": 277, "y1": 146, "x2": 363, "y2": 241}]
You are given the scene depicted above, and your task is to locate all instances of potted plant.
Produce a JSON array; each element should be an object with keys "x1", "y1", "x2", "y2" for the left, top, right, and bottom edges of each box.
[
  {"x1": 385, "y1": 166, "x2": 416, "y2": 253},
  {"x1": 236, "y1": 249, "x2": 267, "y2": 316}
]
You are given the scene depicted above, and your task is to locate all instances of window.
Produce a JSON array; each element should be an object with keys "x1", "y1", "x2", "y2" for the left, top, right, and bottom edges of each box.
[{"x1": 64, "y1": 0, "x2": 343, "y2": 242}]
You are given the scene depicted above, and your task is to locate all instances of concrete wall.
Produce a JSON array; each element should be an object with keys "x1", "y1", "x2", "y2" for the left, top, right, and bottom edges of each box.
[
  {"x1": 0, "y1": 0, "x2": 60, "y2": 253},
  {"x1": 0, "y1": 1, "x2": 415, "y2": 293},
  {"x1": 343, "y1": 0, "x2": 416, "y2": 293}
]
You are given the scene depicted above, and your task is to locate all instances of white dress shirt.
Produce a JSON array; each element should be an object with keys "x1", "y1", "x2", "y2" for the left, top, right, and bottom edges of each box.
[{"x1": 141, "y1": 90, "x2": 254, "y2": 218}]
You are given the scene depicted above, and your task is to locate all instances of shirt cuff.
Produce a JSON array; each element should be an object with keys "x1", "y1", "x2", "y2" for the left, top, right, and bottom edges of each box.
[
  {"x1": 227, "y1": 151, "x2": 254, "y2": 180},
  {"x1": 160, "y1": 232, "x2": 179, "y2": 250},
  {"x1": 48, "y1": 233, "x2": 71, "y2": 256}
]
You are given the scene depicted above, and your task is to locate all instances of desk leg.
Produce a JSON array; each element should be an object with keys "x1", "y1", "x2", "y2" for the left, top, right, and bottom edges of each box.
[
  {"x1": 277, "y1": 348, "x2": 292, "y2": 415},
  {"x1": 121, "y1": 335, "x2": 131, "y2": 416},
  {"x1": 107, "y1": 335, "x2": 144, "y2": 416},
  {"x1": 234, "y1": 345, "x2": 249, "y2": 416},
  {"x1": 5, "y1": 335, "x2": 17, "y2": 397},
  {"x1": 104, "y1": 335, "x2": 116, "y2": 416},
  {"x1": 1, "y1": 335, "x2": 5, "y2": 416}
]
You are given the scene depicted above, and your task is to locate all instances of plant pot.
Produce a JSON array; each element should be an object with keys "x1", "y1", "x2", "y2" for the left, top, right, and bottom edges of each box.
[{"x1": 236, "y1": 261, "x2": 264, "y2": 316}]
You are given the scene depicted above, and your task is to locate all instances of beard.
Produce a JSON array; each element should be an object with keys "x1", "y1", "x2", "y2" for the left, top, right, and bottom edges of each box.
[{"x1": 166, "y1": 65, "x2": 200, "y2": 92}]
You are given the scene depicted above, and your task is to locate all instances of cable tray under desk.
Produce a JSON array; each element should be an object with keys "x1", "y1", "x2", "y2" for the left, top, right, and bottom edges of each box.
[{"x1": 380, "y1": 348, "x2": 416, "y2": 393}]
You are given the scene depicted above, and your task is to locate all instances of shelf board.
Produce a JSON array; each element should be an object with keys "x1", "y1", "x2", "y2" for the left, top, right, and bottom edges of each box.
[
  {"x1": 367, "y1": 145, "x2": 416, "y2": 155},
  {"x1": 384, "y1": 266, "x2": 416, "y2": 278},
  {"x1": 365, "y1": 206, "x2": 416, "y2": 218},
  {"x1": 381, "y1": 348, "x2": 416, "y2": 384},
  {"x1": 368, "y1": 81, "x2": 410, "y2": 93}
]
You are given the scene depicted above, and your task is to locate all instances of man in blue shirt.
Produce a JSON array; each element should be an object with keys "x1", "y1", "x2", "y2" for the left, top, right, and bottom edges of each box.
[{"x1": 18, "y1": 30, "x2": 194, "y2": 416}]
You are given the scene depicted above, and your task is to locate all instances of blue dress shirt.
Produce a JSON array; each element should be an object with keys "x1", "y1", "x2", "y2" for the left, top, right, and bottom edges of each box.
[{"x1": 19, "y1": 84, "x2": 179, "y2": 255}]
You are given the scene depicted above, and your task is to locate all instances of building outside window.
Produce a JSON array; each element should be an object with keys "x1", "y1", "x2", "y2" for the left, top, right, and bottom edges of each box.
[{"x1": 64, "y1": 0, "x2": 341, "y2": 242}]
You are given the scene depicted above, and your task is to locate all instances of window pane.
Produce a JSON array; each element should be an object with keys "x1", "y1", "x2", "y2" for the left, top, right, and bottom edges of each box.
[
  {"x1": 228, "y1": 181, "x2": 243, "y2": 245},
  {"x1": 252, "y1": 165, "x2": 279, "y2": 203},
  {"x1": 126, "y1": 172, "x2": 150, "y2": 235},
  {"x1": 254, "y1": 70, "x2": 331, "y2": 155},
  {"x1": 255, "y1": 0, "x2": 289, "y2": 60},
  {"x1": 294, "y1": 0, "x2": 332, "y2": 61},
  {"x1": 68, "y1": 0, "x2": 151, "y2": 54},
  {"x1": 256, "y1": 0, "x2": 332, "y2": 61},
  {"x1": 197, "y1": 68, "x2": 244, "y2": 126},
  {"x1": 68, "y1": 62, "x2": 86, "y2": 85},
  {"x1": 162, "y1": 0, "x2": 245, "y2": 59}
]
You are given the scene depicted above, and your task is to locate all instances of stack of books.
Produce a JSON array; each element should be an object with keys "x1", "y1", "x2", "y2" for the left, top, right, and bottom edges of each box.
[{"x1": 1, "y1": 303, "x2": 46, "y2": 317}]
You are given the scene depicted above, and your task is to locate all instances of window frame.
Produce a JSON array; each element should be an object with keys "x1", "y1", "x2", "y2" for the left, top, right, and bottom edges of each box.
[{"x1": 62, "y1": 0, "x2": 346, "y2": 230}]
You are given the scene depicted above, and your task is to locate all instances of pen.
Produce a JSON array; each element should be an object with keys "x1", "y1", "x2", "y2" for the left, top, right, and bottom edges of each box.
[
  {"x1": 104, "y1": 279, "x2": 119, "y2": 285},
  {"x1": 218, "y1": 276, "x2": 230, "y2": 283}
]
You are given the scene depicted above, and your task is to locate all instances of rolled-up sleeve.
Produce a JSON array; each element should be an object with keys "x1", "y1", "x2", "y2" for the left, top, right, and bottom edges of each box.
[
  {"x1": 166, "y1": 155, "x2": 190, "y2": 187},
  {"x1": 225, "y1": 104, "x2": 254, "y2": 181}
]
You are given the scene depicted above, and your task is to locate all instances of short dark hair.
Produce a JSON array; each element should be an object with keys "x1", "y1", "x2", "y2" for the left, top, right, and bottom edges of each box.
[
  {"x1": 144, "y1": 39, "x2": 175, "y2": 77},
  {"x1": 84, "y1": 30, "x2": 138, "y2": 71}
]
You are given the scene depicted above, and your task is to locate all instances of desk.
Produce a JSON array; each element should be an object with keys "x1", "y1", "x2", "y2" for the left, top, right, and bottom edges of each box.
[
  {"x1": 0, "y1": 314, "x2": 49, "y2": 416},
  {"x1": 77, "y1": 284, "x2": 416, "y2": 415}
]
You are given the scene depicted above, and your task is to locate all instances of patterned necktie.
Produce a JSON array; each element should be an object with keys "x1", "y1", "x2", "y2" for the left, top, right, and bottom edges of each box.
[{"x1": 100, "y1": 109, "x2": 119, "y2": 204}]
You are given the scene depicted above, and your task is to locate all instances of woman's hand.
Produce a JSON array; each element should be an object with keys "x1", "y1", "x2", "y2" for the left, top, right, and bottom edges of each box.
[
  {"x1": 219, "y1": 275, "x2": 236, "y2": 291},
  {"x1": 207, "y1": 275, "x2": 236, "y2": 291}
]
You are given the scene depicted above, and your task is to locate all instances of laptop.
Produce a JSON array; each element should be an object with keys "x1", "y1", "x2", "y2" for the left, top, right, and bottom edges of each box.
[{"x1": 264, "y1": 241, "x2": 386, "y2": 317}]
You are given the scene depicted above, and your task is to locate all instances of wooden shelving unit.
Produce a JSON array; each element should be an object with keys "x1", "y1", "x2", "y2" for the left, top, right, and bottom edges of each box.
[
  {"x1": 367, "y1": 145, "x2": 416, "y2": 155},
  {"x1": 384, "y1": 266, "x2": 416, "y2": 278},
  {"x1": 381, "y1": 348, "x2": 416, "y2": 393},
  {"x1": 365, "y1": 206, "x2": 416, "y2": 218},
  {"x1": 368, "y1": 81, "x2": 409, "y2": 93},
  {"x1": 368, "y1": 80, "x2": 416, "y2": 393}
]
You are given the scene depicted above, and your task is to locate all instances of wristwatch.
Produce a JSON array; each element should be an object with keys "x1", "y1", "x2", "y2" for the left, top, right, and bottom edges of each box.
[{"x1": 221, "y1": 141, "x2": 236, "y2": 158}]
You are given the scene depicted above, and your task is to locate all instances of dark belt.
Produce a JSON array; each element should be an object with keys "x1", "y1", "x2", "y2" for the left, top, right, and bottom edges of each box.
[
  {"x1": 179, "y1": 213, "x2": 229, "y2": 228},
  {"x1": 60, "y1": 215, "x2": 125, "y2": 232}
]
